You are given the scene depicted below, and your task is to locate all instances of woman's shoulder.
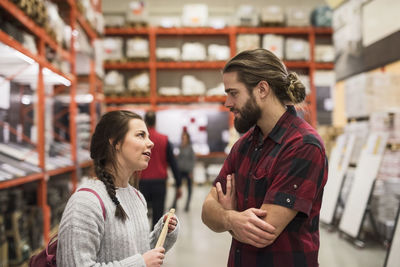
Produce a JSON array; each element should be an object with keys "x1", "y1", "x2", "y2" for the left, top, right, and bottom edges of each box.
[{"x1": 70, "y1": 179, "x2": 110, "y2": 211}]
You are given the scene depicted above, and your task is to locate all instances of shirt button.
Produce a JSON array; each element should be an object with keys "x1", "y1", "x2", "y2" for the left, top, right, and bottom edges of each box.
[
  {"x1": 286, "y1": 198, "x2": 291, "y2": 203},
  {"x1": 293, "y1": 184, "x2": 298, "y2": 189}
]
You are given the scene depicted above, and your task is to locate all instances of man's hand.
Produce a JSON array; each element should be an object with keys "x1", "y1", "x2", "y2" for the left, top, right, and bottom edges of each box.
[
  {"x1": 228, "y1": 208, "x2": 276, "y2": 248},
  {"x1": 216, "y1": 174, "x2": 236, "y2": 210}
]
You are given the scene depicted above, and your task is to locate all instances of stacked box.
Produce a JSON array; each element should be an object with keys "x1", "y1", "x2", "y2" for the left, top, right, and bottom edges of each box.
[
  {"x1": 236, "y1": 5, "x2": 259, "y2": 26},
  {"x1": 156, "y1": 48, "x2": 181, "y2": 61},
  {"x1": 104, "y1": 14, "x2": 125, "y2": 28},
  {"x1": 286, "y1": 7, "x2": 311, "y2": 27},
  {"x1": 315, "y1": 44, "x2": 335, "y2": 62},
  {"x1": 262, "y1": 34, "x2": 284, "y2": 59},
  {"x1": 126, "y1": 1, "x2": 148, "y2": 26},
  {"x1": 208, "y1": 44, "x2": 230, "y2": 61},
  {"x1": 126, "y1": 38, "x2": 149, "y2": 60},
  {"x1": 182, "y1": 4, "x2": 208, "y2": 27},
  {"x1": 182, "y1": 75, "x2": 206, "y2": 96},
  {"x1": 260, "y1": 6, "x2": 285, "y2": 26},
  {"x1": 285, "y1": 38, "x2": 309, "y2": 61},
  {"x1": 104, "y1": 71, "x2": 125, "y2": 95},
  {"x1": 181, "y1": 43, "x2": 207, "y2": 61},
  {"x1": 128, "y1": 72, "x2": 150, "y2": 96},
  {"x1": 103, "y1": 38, "x2": 124, "y2": 62},
  {"x1": 236, "y1": 34, "x2": 260, "y2": 53}
]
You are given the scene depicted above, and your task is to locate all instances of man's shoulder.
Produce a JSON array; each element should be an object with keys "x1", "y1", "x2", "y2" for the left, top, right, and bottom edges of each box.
[
  {"x1": 286, "y1": 117, "x2": 325, "y2": 152},
  {"x1": 150, "y1": 129, "x2": 168, "y2": 140}
]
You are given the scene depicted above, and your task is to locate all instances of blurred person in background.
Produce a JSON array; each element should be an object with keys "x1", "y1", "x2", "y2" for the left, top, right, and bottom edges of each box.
[
  {"x1": 201, "y1": 49, "x2": 328, "y2": 267},
  {"x1": 141, "y1": 111, "x2": 182, "y2": 228},
  {"x1": 57, "y1": 110, "x2": 179, "y2": 267},
  {"x1": 171, "y1": 130, "x2": 196, "y2": 212}
]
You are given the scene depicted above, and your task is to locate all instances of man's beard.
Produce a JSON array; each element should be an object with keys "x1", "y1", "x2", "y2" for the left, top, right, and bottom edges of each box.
[{"x1": 232, "y1": 96, "x2": 261, "y2": 133}]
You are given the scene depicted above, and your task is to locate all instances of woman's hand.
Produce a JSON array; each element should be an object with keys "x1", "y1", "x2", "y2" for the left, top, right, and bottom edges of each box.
[
  {"x1": 216, "y1": 174, "x2": 236, "y2": 210},
  {"x1": 163, "y1": 214, "x2": 178, "y2": 233},
  {"x1": 143, "y1": 247, "x2": 165, "y2": 267}
]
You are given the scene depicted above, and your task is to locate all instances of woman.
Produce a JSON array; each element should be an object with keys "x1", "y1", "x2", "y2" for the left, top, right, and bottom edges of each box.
[
  {"x1": 57, "y1": 110, "x2": 179, "y2": 267},
  {"x1": 172, "y1": 130, "x2": 196, "y2": 212}
]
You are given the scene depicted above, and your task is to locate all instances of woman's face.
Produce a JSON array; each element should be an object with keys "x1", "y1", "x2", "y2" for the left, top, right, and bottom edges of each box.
[{"x1": 116, "y1": 119, "x2": 154, "y2": 172}]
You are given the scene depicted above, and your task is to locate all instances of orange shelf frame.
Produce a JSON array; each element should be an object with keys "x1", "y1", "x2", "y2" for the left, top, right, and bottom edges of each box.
[
  {"x1": 155, "y1": 27, "x2": 231, "y2": 35},
  {"x1": 76, "y1": 11, "x2": 98, "y2": 40},
  {"x1": 157, "y1": 95, "x2": 226, "y2": 104},
  {"x1": 79, "y1": 160, "x2": 93, "y2": 169},
  {"x1": 104, "y1": 61, "x2": 150, "y2": 69},
  {"x1": 0, "y1": 173, "x2": 44, "y2": 190},
  {"x1": 0, "y1": 0, "x2": 102, "y2": 246},
  {"x1": 104, "y1": 95, "x2": 226, "y2": 104},
  {"x1": 105, "y1": 96, "x2": 151, "y2": 104},
  {"x1": 0, "y1": 30, "x2": 73, "y2": 83},
  {"x1": 105, "y1": 27, "x2": 150, "y2": 35},
  {"x1": 0, "y1": 0, "x2": 71, "y2": 62},
  {"x1": 47, "y1": 166, "x2": 76, "y2": 177},
  {"x1": 156, "y1": 61, "x2": 226, "y2": 69},
  {"x1": 236, "y1": 26, "x2": 312, "y2": 35},
  {"x1": 315, "y1": 62, "x2": 335, "y2": 69}
]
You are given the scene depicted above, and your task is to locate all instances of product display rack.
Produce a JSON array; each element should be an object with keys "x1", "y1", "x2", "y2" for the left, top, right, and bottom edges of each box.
[
  {"x1": 0, "y1": 0, "x2": 102, "y2": 248},
  {"x1": 104, "y1": 26, "x2": 333, "y2": 127}
]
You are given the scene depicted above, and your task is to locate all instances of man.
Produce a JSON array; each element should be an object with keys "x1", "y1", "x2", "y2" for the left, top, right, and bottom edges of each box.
[
  {"x1": 140, "y1": 111, "x2": 181, "y2": 228},
  {"x1": 201, "y1": 48, "x2": 328, "y2": 267}
]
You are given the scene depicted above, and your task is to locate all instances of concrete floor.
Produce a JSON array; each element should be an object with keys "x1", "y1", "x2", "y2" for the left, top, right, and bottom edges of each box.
[{"x1": 162, "y1": 184, "x2": 388, "y2": 267}]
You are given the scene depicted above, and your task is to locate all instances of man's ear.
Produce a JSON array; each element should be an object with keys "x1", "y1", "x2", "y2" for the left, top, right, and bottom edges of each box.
[{"x1": 257, "y1": 80, "x2": 270, "y2": 99}]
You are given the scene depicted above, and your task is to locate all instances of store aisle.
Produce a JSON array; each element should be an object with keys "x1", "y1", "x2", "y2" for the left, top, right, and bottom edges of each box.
[{"x1": 163, "y1": 184, "x2": 387, "y2": 267}]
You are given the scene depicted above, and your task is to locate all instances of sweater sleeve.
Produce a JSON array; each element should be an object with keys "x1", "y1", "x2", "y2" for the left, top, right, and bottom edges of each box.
[
  {"x1": 57, "y1": 192, "x2": 146, "y2": 267},
  {"x1": 149, "y1": 214, "x2": 179, "y2": 252}
]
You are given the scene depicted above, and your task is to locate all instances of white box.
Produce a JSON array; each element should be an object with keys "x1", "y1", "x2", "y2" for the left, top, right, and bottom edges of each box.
[
  {"x1": 126, "y1": 38, "x2": 149, "y2": 59},
  {"x1": 236, "y1": 5, "x2": 259, "y2": 26},
  {"x1": 286, "y1": 7, "x2": 311, "y2": 27},
  {"x1": 236, "y1": 34, "x2": 260, "y2": 53},
  {"x1": 103, "y1": 38, "x2": 123, "y2": 61},
  {"x1": 260, "y1": 6, "x2": 285, "y2": 25},
  {"x1": 285, "y1": 38, "x2": 310, "y2": 61},
  {"x1": 315, "y1": 44, "x2": 335, "y2": 62},
  {"x1": 262, "y1": 34, "x2": 284, "y2": 59},
  {"x1": 181, "y1": 43, "x2": 206, "y2": 61},
  {"x1": 126, "y1": 1, "x2": 148, "y2": 24},
  {"x1": 156, "y1": 47, "x2": 181, "y2": 61},
  {"x1": 182, "y1": 4, "x2": 208, "y2": 27},
  {"x1": 208, "y1": 44, "x2": 230, "y2": 61}
]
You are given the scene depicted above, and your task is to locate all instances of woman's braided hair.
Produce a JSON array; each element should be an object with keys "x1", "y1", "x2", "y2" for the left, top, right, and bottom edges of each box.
[
  {"x1": 223, "y1": 48, "x2": 306, "y2": 104},
  {"x1": 90, "y1": 110, "x2": 142, "y2": 221}
]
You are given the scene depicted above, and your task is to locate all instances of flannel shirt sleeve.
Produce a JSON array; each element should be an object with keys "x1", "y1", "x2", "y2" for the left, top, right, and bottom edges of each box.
[{"x1": 263, "y1": 143, "x2": 327, "y2": 216}]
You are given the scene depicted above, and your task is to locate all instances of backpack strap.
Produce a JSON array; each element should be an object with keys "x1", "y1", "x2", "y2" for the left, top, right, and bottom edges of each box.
[
  {"x1": 40, "y1": 188, "x2": 105, "y2": 267},
  {"x1": 78, "y1": 188, "x2": 106, "y2": 220}
]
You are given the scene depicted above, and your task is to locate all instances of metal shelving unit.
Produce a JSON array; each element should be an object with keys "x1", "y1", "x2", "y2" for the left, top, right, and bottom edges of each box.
[
  {"x1": 104, "y1": 26, "x2": 333, "y2": 127},
  {"x1": 0, "y1": 0, "x2": 102, "y2": 246}
]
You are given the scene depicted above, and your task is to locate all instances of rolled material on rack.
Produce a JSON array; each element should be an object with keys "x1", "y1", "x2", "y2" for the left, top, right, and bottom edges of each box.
[{"x1": 155, "y1": 208, "x2": 175, "y2": 248}]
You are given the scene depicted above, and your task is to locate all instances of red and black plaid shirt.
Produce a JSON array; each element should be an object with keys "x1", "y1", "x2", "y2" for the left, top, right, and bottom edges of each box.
[{"x1": 214, "y1": 106, "x2": 328, "y2": 267}]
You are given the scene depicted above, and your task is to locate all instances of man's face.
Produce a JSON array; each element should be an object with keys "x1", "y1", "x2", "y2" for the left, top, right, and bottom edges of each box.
[{"x1": 223, "y1": 72, "x2": 261, "y2": 133}]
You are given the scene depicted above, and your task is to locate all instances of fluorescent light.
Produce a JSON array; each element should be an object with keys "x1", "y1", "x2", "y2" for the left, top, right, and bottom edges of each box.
[
  {"x1": 43, "y1": 67, "x2": 71, "y2": 86},
  {"x1": 21, "y1": 95, "x2": 31, "y2": 105}
]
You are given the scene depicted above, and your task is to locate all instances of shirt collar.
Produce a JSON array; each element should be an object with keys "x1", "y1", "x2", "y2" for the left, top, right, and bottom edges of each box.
[{"x1": 249, "y1": 105, "x2": 297, "y2": 144}]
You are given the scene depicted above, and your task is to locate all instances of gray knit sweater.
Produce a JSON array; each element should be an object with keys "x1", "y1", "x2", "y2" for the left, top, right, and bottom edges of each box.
[{"x1": 57, "y1": 179, "x2": 179, "y2": 266}]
